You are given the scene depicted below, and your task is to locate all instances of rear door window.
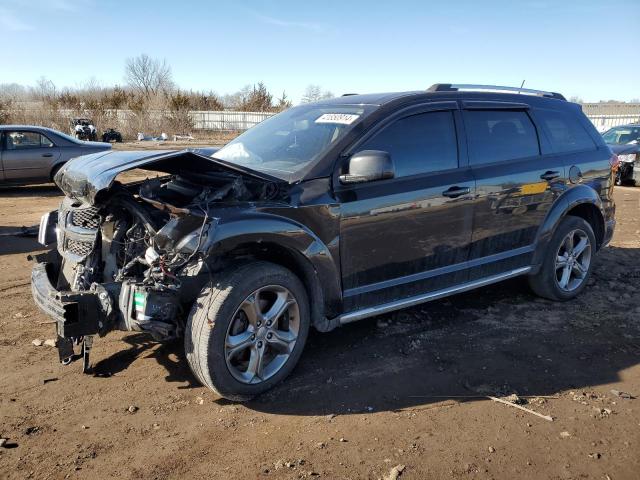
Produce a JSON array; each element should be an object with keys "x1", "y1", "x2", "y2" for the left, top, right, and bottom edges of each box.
[
  {"x1": 359, "y1": 111, "x2": 458, "y2": 177},
  {"x1": 464, "y1": 110, "x2": 540, "y2": 165},
  {"x1": 536, "y1": 109, "x2": 597, "y2": 153}
]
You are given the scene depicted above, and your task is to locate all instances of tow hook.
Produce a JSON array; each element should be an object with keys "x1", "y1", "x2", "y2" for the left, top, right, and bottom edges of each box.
[{"x1": 57, "y1": 335, "x2": 95, "y2": 373}]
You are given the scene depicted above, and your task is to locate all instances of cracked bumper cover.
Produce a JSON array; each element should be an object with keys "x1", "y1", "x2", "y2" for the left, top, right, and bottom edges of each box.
[{"x1": 31, "y1": 261, "x2": 102, "y2": 338}]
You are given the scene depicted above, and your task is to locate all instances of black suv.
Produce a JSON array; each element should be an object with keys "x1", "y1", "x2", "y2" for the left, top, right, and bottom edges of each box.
[{"x1": 32, "y1": 84, "x2": 616, "y2": 401}]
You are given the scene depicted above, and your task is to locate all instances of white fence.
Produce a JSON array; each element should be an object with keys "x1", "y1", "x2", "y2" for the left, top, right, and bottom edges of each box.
[
  {"x1": 586, "y1": 114, "x2": 640, "y2": 132},
  {"x1": 13, "y1": 107, "x2": 640, "y2": 134},
  {"x1": 187, "y1": 111, "x2": 638, "y2": 133},
  {"x1": 190, "y1": 111, "x2": 274, "y2": 130},
  {"x1": 582, "y1": 103, "x2": 640, "y2": 132}
]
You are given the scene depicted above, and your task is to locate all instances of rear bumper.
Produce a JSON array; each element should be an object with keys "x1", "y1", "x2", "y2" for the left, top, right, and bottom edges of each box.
[{"x1": 31, "y1": 260, "x2": 103, "y2": 338}]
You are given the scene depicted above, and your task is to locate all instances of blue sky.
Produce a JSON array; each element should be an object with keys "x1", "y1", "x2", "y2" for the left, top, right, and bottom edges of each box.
[{"x1": 1, "y1": 0, "x2": 638, "y2": 103}]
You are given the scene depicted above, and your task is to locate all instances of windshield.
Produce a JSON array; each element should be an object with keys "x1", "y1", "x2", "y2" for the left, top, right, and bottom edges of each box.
[
  {"x1": 602, "y1": 126, "x2": 640, "y2": 145},
  {"x1": 212, "y1": 104, "x2": 374, "y2": 178}
]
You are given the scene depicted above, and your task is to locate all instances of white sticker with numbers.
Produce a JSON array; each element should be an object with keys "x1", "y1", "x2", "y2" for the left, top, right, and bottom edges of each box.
[{"x1": 315, "y1": 113, "x2": 360, "y2": 125}]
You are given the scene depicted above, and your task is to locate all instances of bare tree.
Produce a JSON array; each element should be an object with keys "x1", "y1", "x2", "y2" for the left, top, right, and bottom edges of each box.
[
  {"x1": 34, "y1": 76, "x2": 57, "y2": 103},
  {"x1": 0, "y1": 83, "x2": 28, "y2": 101},
  {"x1": 301, "y1": 84, "x2": 333, "y2": 103},
  {"x1": 124, "y1": 54, "x2": 174, "y2": 99}
]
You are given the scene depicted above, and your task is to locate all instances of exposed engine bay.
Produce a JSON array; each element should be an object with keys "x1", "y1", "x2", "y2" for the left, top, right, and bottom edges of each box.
[{"x1": 32, "y1": 150, "x2": 285, "y2": 370}]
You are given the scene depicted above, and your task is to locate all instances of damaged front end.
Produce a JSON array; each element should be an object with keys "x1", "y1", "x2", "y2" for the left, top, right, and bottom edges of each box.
[{"x1": 31, "y1": 149, "x2": 285, "y2": 370}]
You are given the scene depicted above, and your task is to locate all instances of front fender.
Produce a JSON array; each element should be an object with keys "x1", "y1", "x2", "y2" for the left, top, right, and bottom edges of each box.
[
  {"x1": 532, "y1": 184, "x2": 605, "y2": 267},
  {"x1": 207, "y1": 211, "x2": 342, "y2": 320}
]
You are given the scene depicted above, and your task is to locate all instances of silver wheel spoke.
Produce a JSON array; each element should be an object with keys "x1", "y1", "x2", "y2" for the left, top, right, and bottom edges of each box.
[
  {"x1": 559, "y1": 265, "x2": 571, "y2": 289},
  {"x1": 241, "y1": 292, "x2": 263, "y2": 326},
  {"x1": 225, "y1": 331, "x2": 253, "y2": 360},
  {"x1": 246, "y1": 346, "x2": 265, "y2": 381},
  {"x1": 264, "y1": 294, "x2": 295, "y2": 324},
  {"x1": 572, "y1": 262, "x2": 587, "y2": 278},
  {"x1": 267, "y1": 329, "x2": 297, "y2": 353},
  {"x1": 563, "y1": 233, "x2": 574, "y2": 254},
  {"x1": 573, "y1": 237, "x2": 589, "y2": 256},
  {"x1": 556, "y1": 255, "x2": 568, "y2": 270}
]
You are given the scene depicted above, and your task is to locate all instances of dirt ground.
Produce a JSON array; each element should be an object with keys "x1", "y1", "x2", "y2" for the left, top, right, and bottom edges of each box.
[
  {"x1": 109, "y1": 133, "x2": 238, "y2": 152},
  {"x1": 0, "y1": 174, "x2": 639, "y2": 479}
]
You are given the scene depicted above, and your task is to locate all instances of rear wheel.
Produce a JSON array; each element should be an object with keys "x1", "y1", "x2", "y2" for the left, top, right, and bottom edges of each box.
[
  {"x1": 50, "y1": 163, "x2": 64, "y2": 183},
  {"x1": 185, "y1": 261, "x2": 310, "y2": 401},
  {"x1": 528, "y1": 216, "x2": 596, "y2": 301}
]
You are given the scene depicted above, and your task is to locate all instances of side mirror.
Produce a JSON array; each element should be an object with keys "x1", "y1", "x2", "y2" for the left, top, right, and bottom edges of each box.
[{"x1": 339, "y1": 150, "x2": 395, "y2": 184}]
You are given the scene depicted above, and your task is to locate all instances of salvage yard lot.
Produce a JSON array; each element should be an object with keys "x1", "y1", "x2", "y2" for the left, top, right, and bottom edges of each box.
[{"x1": 1, "y1": 172, "x2": 639, "y2": 479}]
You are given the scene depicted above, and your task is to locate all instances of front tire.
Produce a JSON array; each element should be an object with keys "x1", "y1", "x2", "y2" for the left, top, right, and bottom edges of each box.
[
  {"x1": 528, "y1": 216, "x2": 596, "y2": 301},
  {"x1": 185, "y1": 261, "x2": 310, "y2": 401}
]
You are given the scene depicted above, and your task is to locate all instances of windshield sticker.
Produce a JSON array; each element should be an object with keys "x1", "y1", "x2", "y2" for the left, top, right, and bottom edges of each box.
[{"x1": 315, "y1": 113, "x2": 360, "y2": 125}]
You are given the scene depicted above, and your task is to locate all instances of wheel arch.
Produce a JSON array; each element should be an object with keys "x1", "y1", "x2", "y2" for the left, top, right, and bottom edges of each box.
[
  {"x1": 532, "y1": 185, "x2": 605, "y2": 268},
  {"x1": 49, "y1": 161, "x2": 66, "y2": 182},
  {"x1": 207, "y1": 215, "x2": 342, "y2": 331}
]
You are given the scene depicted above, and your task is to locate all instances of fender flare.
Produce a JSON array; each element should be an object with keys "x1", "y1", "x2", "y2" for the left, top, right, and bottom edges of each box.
[
  {"x1": 531, "y1": 185, "x2": 605, "y2": 267},
  {"x1": 206, "y1": 212, "x2": 342, "y2": 329}
]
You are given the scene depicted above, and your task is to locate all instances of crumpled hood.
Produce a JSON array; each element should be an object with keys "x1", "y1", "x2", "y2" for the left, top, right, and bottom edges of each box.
[{"x1": 55, "y1": 148, "x2": 283, "y2": 205}]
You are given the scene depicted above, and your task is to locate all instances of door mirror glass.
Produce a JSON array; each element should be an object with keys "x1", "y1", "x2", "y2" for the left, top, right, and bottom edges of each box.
[{"x1": 339, "y1": 150, "x2": 395, "y2": 184}]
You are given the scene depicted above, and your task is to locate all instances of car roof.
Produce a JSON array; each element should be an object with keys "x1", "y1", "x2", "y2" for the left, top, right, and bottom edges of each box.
[
  {"x1": 0, "y1": 125, "x2": 63, "y2": 133},
  {"x1": 313, "y1": 90, "x2": 570, "y2": 108}
]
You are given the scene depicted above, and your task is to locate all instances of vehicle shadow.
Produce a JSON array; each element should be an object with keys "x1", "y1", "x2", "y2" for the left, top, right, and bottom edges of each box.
[
  {"x1": 92, "y1": 333, "x2": 200, "y2": 388},
  {"x1": 89, "y1": 245, "x2": 640, "y2": 414},
  {"x1": 0, "y1": 226, "x2": 43, "y2": 256},
  {"x1": 0, "y1": 184, "x2": 60, "y2": 197},
  {"x1": 243, "y1": 245, "x2": 640, "y2": 415}
]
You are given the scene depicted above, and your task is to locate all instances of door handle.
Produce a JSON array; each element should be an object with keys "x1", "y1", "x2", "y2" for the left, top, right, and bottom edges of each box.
[
  {"x1": 540, "y1": 170, "x2": 560, "y2": 181},
  {"x1": 42, "y1": 153, "x2": 53, "y2": 157},
  {"x1": 442, "y1": 186, "x2": 470, "y2": 198}
]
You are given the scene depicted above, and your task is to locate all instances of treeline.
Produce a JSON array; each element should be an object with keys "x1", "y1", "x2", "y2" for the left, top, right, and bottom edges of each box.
[{"x1": 0, "y1": 54, "x2": 334, "y2": 140}]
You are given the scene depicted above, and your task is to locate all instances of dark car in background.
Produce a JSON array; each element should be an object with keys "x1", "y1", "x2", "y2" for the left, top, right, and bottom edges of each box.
[
  {"x1": 0, "y1": 125, "x2": 111, "y2": 184},
  {"x1": 32, "y1": 84, "x2": 616, "y2": 401},
  {"x1": 602, "y1": 124, "x2": 640, "y2": 185}
]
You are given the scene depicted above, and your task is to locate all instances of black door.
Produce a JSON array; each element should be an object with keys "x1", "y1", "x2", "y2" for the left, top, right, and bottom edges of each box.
[
  {"x1": 462, "y1": 104, "x2": 567, "y2": 280},
  {"x1": 335, "y1": 103, "x2": 475, "y2": 312}
]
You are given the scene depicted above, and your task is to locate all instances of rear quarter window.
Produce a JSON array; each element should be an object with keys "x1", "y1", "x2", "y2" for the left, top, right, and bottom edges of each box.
[{"x1": 536, "y1": 109, "x2": 596, "y2": 153}]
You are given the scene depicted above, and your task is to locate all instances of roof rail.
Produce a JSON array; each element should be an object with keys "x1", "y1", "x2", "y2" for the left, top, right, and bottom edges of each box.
[
  {"x1": 427, "y1": 83, "x2": 566, "y2": 101},
  {"x1": 342, "y1": 93, "x2": 358, "y2": 96}
]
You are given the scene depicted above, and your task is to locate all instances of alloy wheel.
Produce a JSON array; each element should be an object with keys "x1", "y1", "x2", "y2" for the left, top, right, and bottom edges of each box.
[
  {"x1": 555, "y1": 229, "x2": 592, "y2": 292},
  {"x1": 224, "y1": 285, "x2": 300, "y2": 384}
]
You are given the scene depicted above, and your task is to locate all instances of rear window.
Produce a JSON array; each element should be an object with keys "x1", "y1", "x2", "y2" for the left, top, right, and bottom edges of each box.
[
  {"x1": 536, "y1": 109, "x2": 596, "y2": 153},
  {"x1": 464, "y1": 110, "x2": 540, "y2": 165}
]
